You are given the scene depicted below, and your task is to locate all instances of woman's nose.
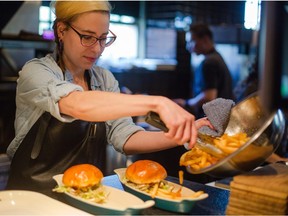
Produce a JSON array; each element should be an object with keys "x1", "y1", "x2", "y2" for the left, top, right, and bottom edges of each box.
[{"x1": 90, "y1": 41, "x2": 103, "y2": 53}]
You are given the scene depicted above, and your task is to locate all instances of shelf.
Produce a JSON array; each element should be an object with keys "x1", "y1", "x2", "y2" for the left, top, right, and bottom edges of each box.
[{"x1": 0, "y1": 35, "x2": 55, "y2": 50}]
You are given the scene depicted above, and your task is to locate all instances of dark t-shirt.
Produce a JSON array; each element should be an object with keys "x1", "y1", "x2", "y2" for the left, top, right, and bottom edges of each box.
[
  {"x1": 193, "y1": 49, "x2": 235, "y2": 117},
  {"x1": 194, "y1": 49, "x2": 234, "y2": 100}
]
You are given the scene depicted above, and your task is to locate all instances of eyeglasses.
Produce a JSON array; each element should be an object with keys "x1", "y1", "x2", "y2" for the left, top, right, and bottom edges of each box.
[{"x1": 68, "y1": 24, "x2": 116, "y2": 48}]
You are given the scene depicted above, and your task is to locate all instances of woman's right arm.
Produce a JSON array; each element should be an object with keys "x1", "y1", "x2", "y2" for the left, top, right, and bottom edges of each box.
[{"x1": 59, "y1": 91, "x2": 198, "y2": 146}]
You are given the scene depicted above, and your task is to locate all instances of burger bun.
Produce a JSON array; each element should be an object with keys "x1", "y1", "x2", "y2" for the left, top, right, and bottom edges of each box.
[
  {"x1": 62, "y1": 164, "x2": 103, "y2": 188},
  {"x1": 126, "y1": 160, "x2": 167, "y2": 184}
]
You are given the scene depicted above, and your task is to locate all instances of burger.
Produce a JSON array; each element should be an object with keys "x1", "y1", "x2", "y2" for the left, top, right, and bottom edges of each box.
[
  {"x1": 53, "y1": 164, "x2": 108, "y2": 203},
  {"x1": 124, "y1": 160, "x2": 178, "y2": 198},
  {"x1": 126, "y1": 159, "x2": 167, "y2": 184},
  {"x1": 62, "y1": 164, "x2": 103, "y2": 189}
]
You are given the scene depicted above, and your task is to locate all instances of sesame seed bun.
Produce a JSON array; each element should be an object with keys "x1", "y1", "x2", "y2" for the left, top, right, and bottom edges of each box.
[{"x1": 125, "y1": 160, "x2": 167, "y2": 184}]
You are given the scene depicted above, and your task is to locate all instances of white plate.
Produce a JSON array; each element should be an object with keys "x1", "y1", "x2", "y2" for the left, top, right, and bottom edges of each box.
[
  {"x1": 114, "y1": 168, "x2": 209, "y2": 213},
  {"x1": 53, "y1": 174, "x2": 154, "y2": 215},
  {"x1": 0, "y1": 190, "x2": 91, "y2": 215}
]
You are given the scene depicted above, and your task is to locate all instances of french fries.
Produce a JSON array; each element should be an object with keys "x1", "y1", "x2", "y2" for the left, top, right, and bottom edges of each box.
[
  {"x1": 180, "y1": 132, "x2": 249, "y2": 171},
  {"x1": 178, "y1": 170, "x2": 184, "y2": 185},
  {"x1": 150, "y1": 182, "x2": 159, "y2": 198},
  {"x1": 180, "y1": 147, "x2": 219, "y2": 170},
  {"x1": 213, "y1": 132, "x2": 249, "y2": 155},
  {"x1": 150, "y1": 182, "x2": 205, "y2": 200}
]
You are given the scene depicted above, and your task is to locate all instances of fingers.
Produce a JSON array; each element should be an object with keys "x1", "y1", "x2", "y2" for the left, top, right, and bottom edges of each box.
[
  {"x1": 195, "y1": 117, "x2": 214, "y2": 130},
  {"x1": 157, "y1": 98, "x2": 198, "y2": 146},
  {"x1": 190, "y1": 121, "x2": 198, "y2": 146},
  {"x1": 184, "y1": 117, "x2": 214, "y2": 149},
  {"x1": 163, "y1": 112, "x2": 197, "y2": 146},
  {"x1": 173, "y1": 118, "x2": 193, "y2": 144},
  {"x1": 170, "y1": 123, "x2": 185, "y2": 143},
  {"x1": 182, "y1": 121, "x2": 198, "y2": 150},
  {"x1": 183, "y1": 119, "x2": 193, "y2": 144},
  {"x1": 165, "y1": 118, "x2": 187, "y2": 144}
]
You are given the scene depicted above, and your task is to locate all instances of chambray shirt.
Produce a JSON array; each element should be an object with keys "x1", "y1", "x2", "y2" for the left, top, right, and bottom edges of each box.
[{"x1": 6, "y1": 52, "x2": 143, "y2": 158}]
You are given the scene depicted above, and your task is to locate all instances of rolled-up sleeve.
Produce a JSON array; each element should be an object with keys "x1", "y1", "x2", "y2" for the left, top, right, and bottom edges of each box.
[
  {"x1": 106, "y1": 117, "x2": 144, "y2": 154},
  {"x1": 92, "y1": 67, "x2": 144, "y2": 153}
]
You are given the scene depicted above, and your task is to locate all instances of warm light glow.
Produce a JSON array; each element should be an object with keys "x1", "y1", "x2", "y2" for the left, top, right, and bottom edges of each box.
[
  {"x1": 38, "y1": 6, "x2": 55, "y2": 35},
  {"x1": 244, "y1": 0, "x2": 261, "y2": 30},
  {"x1": 100, "y1": 23, "x2": 138, "y2": 60}
]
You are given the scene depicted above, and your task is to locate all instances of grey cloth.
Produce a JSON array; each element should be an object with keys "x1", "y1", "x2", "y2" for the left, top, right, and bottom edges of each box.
[{"x1": 198, "y1": 98, "x2": 235, "y2": 137}]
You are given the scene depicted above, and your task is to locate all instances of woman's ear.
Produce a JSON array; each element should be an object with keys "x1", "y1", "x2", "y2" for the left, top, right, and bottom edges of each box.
[{"x1": 57, "y1": 22, "x2": 66, "y2": 39}]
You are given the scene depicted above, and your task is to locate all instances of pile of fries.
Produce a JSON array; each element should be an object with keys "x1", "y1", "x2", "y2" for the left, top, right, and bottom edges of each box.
[
  {"x1": 180, "y1": 132, "x2": 249, "y2": 171},
  {"x1": 179, "y1": 147, "x2": 220, "y2": 171},
  {"x1": 151, "y1": 181, "x2": 205, "y2": 199},
  {"x1": 127, "y1": 178, "x2": 205, "y2": 200},
  {"x1": 213, "y1": 132, "x2": 249, "y2": 155}
]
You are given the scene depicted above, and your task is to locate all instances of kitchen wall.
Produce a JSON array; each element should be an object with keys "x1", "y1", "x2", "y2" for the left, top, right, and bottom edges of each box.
[
  {"x1": 1, "y1": 1, "x2": 41, "y2": 76},
  {"x1": 2, "y1": 1, "x2": 40, "y2": 34}
]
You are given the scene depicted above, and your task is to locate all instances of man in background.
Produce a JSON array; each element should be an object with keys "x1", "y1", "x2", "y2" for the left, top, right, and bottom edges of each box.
[{"x1": 174, "y1": 23, "x2": 235, "y2": 118}]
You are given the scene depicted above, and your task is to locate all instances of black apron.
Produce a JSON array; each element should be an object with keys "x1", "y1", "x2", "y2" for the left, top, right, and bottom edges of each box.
[{"x1": 6, "y1": 111, "x2": 107, "y2": 197}]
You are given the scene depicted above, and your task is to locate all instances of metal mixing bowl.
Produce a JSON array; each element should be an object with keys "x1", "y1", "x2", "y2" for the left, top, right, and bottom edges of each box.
[{"x1": 187, "y1": 92, "x2": 287, "y2": 177}]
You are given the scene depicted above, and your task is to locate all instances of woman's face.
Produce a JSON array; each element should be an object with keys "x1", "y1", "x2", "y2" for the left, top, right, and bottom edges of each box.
[{"x1": 59, "y1": 12, "x2": 110, "y2": 72}]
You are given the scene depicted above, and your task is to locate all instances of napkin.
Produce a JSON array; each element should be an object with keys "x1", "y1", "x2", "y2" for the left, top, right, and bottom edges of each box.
[{"x1": 198, "y1": 98, "x2": 235, "y2": 137}]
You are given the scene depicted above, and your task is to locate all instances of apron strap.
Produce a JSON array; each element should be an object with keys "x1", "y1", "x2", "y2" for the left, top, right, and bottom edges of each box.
[{"x1": 31, "y1": 112, "x2": 51, "y2": 159}]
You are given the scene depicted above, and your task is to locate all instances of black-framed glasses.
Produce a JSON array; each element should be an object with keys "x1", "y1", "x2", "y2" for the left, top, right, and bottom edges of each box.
[{"x1": 68, "y1": 24, "x2": 116, "y2": 48}]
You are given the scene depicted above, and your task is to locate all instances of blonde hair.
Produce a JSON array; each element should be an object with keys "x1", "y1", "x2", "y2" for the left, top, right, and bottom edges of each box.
[
  {"x1": 51, "y1": 0, "x2": 112, "y2": 71},
  {"x1": 51, "y1": 1, "x2": 111, "y2": 22}
]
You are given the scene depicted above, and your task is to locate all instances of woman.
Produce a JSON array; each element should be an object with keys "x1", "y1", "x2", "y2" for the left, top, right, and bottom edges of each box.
[{"x1": 6, "y1": 0, "x2": 212, "y2": 193}]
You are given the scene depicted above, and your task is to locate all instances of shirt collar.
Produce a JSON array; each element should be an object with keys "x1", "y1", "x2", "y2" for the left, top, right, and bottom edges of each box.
[
  {"x1": 64, "y1": 70, "x2": 73, "y2": 82},
  {"x1": 64, "y1": 68, "x2": 101, "y2": 90},
  {"x1": 52, "y1": 49, "x2": 101, "y2": 90},
  {"x1": 88, "y1": 69, "x2": 101, "y2": 90}
]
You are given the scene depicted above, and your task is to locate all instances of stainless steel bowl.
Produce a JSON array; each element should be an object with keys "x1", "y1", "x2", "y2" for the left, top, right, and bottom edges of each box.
[{"x1": 187, "y1": 92, "x2": 287, "y2": 177}]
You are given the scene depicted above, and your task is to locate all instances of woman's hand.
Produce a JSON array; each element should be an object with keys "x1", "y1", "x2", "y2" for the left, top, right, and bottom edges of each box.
[
  {"x1": 154, "y1": 98, "x2": 194, "y2": 146},
  {"x1": 154, "y1": 98, "x2": 211, "y2": 149},
  {"x1": 183, "y1": 117, "x2": 214, "y2": 149},
  {"x1": 155, "y1": 96, "x2": 215, "y2": 149}
]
